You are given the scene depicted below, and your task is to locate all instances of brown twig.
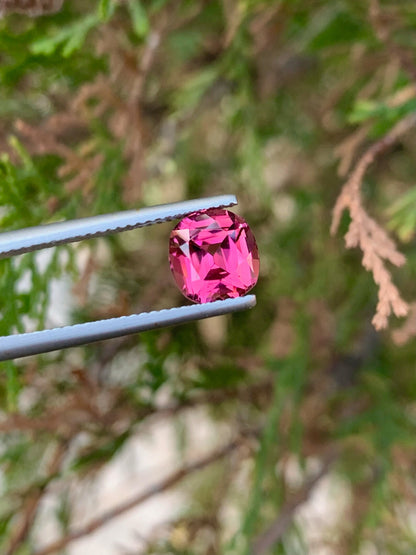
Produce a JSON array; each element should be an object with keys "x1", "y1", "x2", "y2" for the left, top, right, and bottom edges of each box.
[
  {"x1": 334, "y1": 124, "x2": 371, "y2": 178},
  {"x1": 33, "y1": 431, "x2": 258, "y2": 555},
  {"x1": 331, "y1": 113, "x2": 416, "y2": 329},
  {"x1": 5, "y1": 440, "x2": 68, "y2": 555},
  {"x1": 0, "y1": 379, "x2": 271, "y2": 435},
  {"x1": 251, "y1": 448, "x2": 339, "y2": 555},
  {"x1": 0, "y1": 0, "x2": 64, "y2": 17},
  {"x1": 369, "y1": 0, "x2": 416, "y2": 82}
]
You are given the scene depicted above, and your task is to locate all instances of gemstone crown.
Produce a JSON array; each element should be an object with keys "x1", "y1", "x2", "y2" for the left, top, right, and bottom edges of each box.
[{"x1": 169, "y1": 208, "x2": 259, "y2": 303}]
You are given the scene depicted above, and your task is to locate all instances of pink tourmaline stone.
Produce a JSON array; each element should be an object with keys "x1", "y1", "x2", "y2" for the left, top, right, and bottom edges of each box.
[{"x1": 169, "y1": 208, "x2": 259, "y2": 303}]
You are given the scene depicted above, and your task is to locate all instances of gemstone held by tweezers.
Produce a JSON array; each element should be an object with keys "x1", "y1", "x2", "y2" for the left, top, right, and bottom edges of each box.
[{"x1": 169, "y1": 208, "x2": 259, "y2": 303}]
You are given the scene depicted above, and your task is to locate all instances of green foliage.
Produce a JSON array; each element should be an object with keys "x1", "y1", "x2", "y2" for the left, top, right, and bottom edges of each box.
[
  {"x1": 127, "y1": 0, "x2": 149, "y2": 39},
  {"x1": 71, "y1": 431, "x2": 131, "y2": 472},
  {"x1": 308, "y1": 8, "x2": 369, "y2": 50},
  {"x1": 31, "y1": 13, "x2": 100, "y2": 57},
  {"x1": 98, "y1": 0, "x2": 116, "y2": 22},
  {"x1": 1, "y1": 0, "x2": 416, "y2": 554},
  {"x1": 387, "y1": 187, "x2": 416, "y2": 241},
  {"x1": 349, "y1": 96, "x2": 416, "y2": 135}
]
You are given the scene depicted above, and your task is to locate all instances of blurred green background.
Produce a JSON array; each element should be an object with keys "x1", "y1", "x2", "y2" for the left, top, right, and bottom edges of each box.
[{"x1": 2, "y1": 1, "x2": 416, "y2": 554}]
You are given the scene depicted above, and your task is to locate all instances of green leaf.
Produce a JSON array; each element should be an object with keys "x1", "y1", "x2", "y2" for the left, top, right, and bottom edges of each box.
[
  {"x1": 348, "y1": 96, "x2": 416, "y2": 133},
  {"x1": 127, "y1": 0, "x2": 149, "y2": 39},
  {"x1": 71, "y1": 431, "x2": 130, "y2": 471},
  {"x1": 5, "y1": 362, "x2": 20, "y2": 411},
  {"x1": 8, "y1": 135, "x2": 34, "y2": 170},
  {"x1": 387, "y1": 187, "x2": 416, "y2": 241},
  {"x1": 98, "y1": 0, "x2": 116, "y2": 22},
  {"x1": 31, "y1": 14, "x2": 99, "y2": 57},
  {"x1": 348, "y1": 100, "x2": 388, "y2": 124},
  {"x1": 308, "y1": 9, "x2": 367, "y2": 50},
  {"x1": 0, "y1": 513, "x2": 13, "y2": 537},
  {"x1": 172, "y1": 66, "x2": 219, "y2": 113}
]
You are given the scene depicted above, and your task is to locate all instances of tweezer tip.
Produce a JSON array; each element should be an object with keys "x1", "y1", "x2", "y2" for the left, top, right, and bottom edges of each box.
[{"x1": 239, "y1": 294, "x2": 256, "y2": 308}]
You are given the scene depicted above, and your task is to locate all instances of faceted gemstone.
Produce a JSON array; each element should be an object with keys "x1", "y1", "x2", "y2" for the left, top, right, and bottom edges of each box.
[{"x1": 169, "y1": 208, "x2": 259, "y2": 303}]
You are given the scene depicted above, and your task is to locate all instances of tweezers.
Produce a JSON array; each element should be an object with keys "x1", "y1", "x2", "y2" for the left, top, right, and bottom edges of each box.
[{"x1": 0, "y1": 195, "x2": 256, "y2": 362}]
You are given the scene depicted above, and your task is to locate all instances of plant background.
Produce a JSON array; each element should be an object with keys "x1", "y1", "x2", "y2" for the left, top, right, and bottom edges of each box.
[{"x1": 2, "y1": 0, "x2": 416, "y2": 554}]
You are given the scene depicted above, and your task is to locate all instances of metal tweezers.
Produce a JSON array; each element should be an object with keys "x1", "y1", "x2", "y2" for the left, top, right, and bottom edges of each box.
[{"x1": 0, "y1": 195, "x2": 256, "y2": 362}]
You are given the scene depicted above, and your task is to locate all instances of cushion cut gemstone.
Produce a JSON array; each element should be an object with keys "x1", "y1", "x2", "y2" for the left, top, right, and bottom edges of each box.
[{"x1": 169, "y1": 208, "x2": 259, "y2": 303}]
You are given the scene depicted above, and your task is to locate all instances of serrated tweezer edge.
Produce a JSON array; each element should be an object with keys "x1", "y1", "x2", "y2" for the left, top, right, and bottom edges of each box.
[
  {"x1": 0, "y1": 296, "x2": 256, "y2": 361},
  {"x1": 0, "y1": 194, "x2": 237, "y2": 259}
]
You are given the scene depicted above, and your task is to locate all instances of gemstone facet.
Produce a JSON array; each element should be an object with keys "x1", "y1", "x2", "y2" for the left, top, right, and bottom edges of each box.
[{"x1": 169, "y1": 208, "x2": 259, "y2": 303}]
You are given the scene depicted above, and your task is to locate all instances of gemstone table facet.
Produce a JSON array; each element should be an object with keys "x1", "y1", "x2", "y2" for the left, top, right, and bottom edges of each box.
[{"x1": 169, "y1": 209, "x2": 259, "y2": 303}]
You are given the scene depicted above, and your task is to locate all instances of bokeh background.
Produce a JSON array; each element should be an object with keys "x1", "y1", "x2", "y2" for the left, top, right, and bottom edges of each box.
[{"x1": 2, "y1": 1, "x2": 416, "y2": 554}]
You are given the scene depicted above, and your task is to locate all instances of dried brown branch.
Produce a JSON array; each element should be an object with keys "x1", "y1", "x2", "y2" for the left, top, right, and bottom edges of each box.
[
  {"x1": 33, "y1": 431, "x2": 258, "y2": 555},
  {"x1": 0, "y1": 0, "x2": 64, "y2": 17},
  {"x1": 331, "y1": 113, "x2": 416, "y2": 329},
  {"x1": 90, "y1": 3, "x2": 177, "y2": 203},
  {"x1": 5, "y1": 440, "x2": 68, "y2": 555},
  {"x1": 15, "y1": 118, "x2": 103, "y2": 201},
  {"x1": 251, "y1": 448, "x2": 339, "y2": 555},
  {"x1": 14, "y1": 2, "x2": 176, "y2": 205},
  {"x1": 334, "y1": 124, "x2": 371, "y2": 178},
  {"x1": 0, "y1": 379, "x2": 271, "y2": 435},
  {"x1": 333, "y1": 68, "x2": 416, "y2": 178}
]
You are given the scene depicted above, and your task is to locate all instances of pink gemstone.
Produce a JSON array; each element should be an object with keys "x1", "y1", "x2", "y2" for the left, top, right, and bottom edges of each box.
[{"x1": 169, "y1": 208, "x2": 259, "y2": 303}]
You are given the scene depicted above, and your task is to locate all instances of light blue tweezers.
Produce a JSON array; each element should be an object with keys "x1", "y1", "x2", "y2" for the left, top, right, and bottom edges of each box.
[{"x1": 0, "y1": 195, "x2": 256, "y2": 361}]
